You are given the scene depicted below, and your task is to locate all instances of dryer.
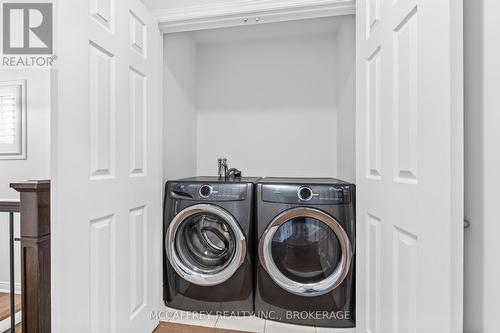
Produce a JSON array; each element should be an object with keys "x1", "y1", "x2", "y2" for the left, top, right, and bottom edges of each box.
[
  {"x1": 163, "y1": 177, "x2": 259, "y2": 315},
  {"x1": 255, "y1": 177, "x2": 355, "y2": 328}
]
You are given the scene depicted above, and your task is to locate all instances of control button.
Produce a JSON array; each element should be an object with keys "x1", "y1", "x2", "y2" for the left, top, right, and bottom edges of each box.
[
  {"x1": 199, "y1": 185, "x2": 212, "y2": 198},
  {"x1": 298, "y1": 186, "x2": 313, "y2": 201}
]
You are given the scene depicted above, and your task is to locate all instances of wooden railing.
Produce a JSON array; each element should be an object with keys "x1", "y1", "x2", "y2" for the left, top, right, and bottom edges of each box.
[
  {"x1": 1, "y1": 180, "x2": 51, "y2": 333},
  {"x1": 0, "y1": 200, "x2": 20, "y2": 332}
]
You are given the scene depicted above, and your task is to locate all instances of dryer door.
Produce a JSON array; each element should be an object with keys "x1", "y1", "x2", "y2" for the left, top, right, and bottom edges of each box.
[
  {"x1": 259, "y1": 207, "x2": 352, "y2": 297},
  {"x1": 166, "y1": 204, "x2": 247, "y2": 286}
]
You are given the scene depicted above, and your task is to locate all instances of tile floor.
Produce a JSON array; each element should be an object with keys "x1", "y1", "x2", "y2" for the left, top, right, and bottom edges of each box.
[{"x1": 161, "y1": 307, "x2": 356, "y2": 333}]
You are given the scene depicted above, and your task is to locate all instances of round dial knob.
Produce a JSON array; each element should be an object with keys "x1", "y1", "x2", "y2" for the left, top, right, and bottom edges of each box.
[
  {"x1": 298, "y1": 186, "x2": 313, "y2": 201},
  {"x1": 199, "y1": 185, "x2": 212, "y2": 198}
]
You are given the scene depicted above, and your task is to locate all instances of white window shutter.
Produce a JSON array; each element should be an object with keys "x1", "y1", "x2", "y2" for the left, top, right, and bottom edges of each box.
[
  {"x1": 0, "y1": 95, "x2": 17, "y2": 144},
  {"x1": 0, "y1": 81, "x2": 26, "y2": 159}
]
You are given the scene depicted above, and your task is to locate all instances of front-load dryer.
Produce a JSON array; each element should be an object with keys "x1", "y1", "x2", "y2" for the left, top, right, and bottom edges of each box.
[
  {"x1": 163, "y1": 177, "x2": 259, "y2": 315},
  {"x1": 255, "y1": 177, "x2": 355, "y2": 328}
]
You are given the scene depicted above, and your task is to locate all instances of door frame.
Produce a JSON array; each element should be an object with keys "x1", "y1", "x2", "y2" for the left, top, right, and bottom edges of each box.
[
  {"x1": 50, "y1": 0, "x2": 464, "y2": 330},
  {"x1": 154, "y1": 0, "x2": 355, "y2": 33},
  {"x1": 157, "y1": 1, "x2": 463, "y2": 330}
]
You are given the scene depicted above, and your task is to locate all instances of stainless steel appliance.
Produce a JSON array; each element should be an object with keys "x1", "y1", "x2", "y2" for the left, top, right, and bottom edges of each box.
[
  {"x1": 254, "y1": 177, "x2": 355, "y2": 328},
  {"x1": 163, "y1": 177, "x2": 259, "y2": 314}
]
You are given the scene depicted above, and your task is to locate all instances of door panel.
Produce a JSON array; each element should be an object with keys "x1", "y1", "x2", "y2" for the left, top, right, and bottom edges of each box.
[
  {"x1": 52, "y1": 0, "x2": 162, "y2": 332},
  {"x1": 356, "y1": 0, "x2": 463, "y2": 332}
]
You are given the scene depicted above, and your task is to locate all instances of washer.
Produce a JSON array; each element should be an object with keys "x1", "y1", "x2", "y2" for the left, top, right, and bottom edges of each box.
[
  {"x1": 255, "y1": 177, "x2": 355, "y2": 328},
  {"x1": 163, "y1": 177, "x2": 260, "y2": 315}
]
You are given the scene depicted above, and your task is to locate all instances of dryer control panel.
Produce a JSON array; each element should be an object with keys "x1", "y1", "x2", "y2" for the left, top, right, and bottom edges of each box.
[
  {"x1": 262, "y1": 184, "x2": 352, "y2": 205},
  {"x1": 170, "y1": 182, "x2": 248, "y2": 201}
]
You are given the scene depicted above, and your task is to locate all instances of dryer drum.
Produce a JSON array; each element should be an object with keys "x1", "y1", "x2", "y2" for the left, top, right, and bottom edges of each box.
[
  {"x1": 258, "y1": 207, "x2": 352, "y2": 297},
  {"x1": 178, "y1": 214, "x2": 236, "y2": 272},
  {"x1": 166, "y1": 204, "x2": 247, "y2": 286}
]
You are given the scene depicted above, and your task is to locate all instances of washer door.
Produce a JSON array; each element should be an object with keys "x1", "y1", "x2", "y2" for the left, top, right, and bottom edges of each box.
[
  {"x1": 166, "y1": 204, "x2": 247, "y2": 286},
  {"x1": 259, "y1": 207, "x2": 352, "y2": 297}
]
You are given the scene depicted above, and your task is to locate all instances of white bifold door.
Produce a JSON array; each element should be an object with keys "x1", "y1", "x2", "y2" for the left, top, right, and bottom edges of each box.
[
  {"x1": 51, "y1": 0, "x2": 162, "y2": 332},
  {"x1": 356, "y1": 0, "x2": 463, "y2": 333}
]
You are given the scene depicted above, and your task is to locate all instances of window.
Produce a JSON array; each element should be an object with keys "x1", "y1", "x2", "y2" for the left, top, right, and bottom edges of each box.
[{"x1": 0, "y1": 81, "x2": 26, "y2": 159}]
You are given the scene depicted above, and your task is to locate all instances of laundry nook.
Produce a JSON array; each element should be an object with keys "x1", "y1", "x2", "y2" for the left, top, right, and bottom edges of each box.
[{"x1": 2, "y1": 0, "x2": 497, "y2": 332}]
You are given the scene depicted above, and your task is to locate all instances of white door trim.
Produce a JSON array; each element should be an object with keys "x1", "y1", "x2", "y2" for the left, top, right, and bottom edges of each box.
[{"x1": 155, "y1": 0, "x2": 355, "y2": 33}]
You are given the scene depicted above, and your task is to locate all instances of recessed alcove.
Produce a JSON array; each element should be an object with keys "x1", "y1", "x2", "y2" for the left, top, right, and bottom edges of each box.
[{"x1": 163, "y1": 15, "x2": 355, "y2": 182}]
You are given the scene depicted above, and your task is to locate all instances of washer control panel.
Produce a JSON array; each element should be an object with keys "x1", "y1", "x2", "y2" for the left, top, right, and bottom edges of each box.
[
  {"x1": 262, "y1": 184, "x2": 351, "y2": 205},
  {"x1": 297, "y1": 186, "x2": 314, "y2": 201},
  {"x1": 198, "y1": 184, "x2": 212, "y2": 198},
  {"x1": 170, "y1": 183, "x2": 247, "y2": 201}
]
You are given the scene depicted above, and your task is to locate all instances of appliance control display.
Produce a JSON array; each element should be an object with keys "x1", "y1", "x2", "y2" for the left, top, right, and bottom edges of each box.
[
  {"x1": 199, "y1": 184, "x2": 212, "y2": 198},
  {"x1": 171, "y1": 183, "x2": 247, "y2": 201},
  {"x1": 262, "y1": 184, "x2": 351, "y2": 205},
  {"x1": 297, "y1": 186, "x2": 313, "y2": 201}
]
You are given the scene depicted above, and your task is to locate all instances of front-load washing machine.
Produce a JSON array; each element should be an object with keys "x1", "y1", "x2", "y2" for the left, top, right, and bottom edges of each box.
[
  {"x1": 255, "y1": 177, "x2": 355, "y2": 328},
  {"x1": 163, "y1": 177, "x2": 259, "y2": 315}
]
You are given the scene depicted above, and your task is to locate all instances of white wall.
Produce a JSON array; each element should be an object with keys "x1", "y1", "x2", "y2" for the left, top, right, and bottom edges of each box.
[
  {"x1": 464, "y1": 0, "x2": 500, "y2": 332},
  {"x1": 145, "y1": 0, "x2": 247, "y2": 11},
  {"x1": 196, "y1": 33, "x2": 338, "y2": 177},
  {"x1": 163, "y1": 34, "x2": 198, "y2": 180},
  {"x1": 163, "y1": 16, "x2": 355, "y2": 180},
  {"x1": 334, "y1": 15, "x2": 355, "y2": 183},
  {"x1": 0, "y1": 69, "x2": 51, "y2": 292}
]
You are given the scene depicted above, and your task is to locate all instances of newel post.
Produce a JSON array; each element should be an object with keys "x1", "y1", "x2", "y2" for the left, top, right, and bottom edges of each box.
[{"x1": 10, "y1": 180, "x2": 51, "y2": 333}]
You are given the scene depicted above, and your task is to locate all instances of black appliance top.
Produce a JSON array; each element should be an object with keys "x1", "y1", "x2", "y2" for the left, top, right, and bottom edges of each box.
[
  {"x1": 259, "y1": 177, "x2": 352, "y2": 185},
  {"x1": 167, "y1": 177, "x2": 260, "y2": 201},
  {"x1": 259, "y1": 177, "x2": 354, "y2": 205},
  {"x1": 174, "y1": 176, "x2": 262, "y2": 184}
]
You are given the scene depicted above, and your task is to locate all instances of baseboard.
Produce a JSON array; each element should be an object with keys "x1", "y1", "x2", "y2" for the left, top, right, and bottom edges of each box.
[
  {"x1": 0, "y1": 311, "x2": 22, "y2": 333},
  {"x1": 0, "y1": 282, "x2": 21, "y2": 294}
]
